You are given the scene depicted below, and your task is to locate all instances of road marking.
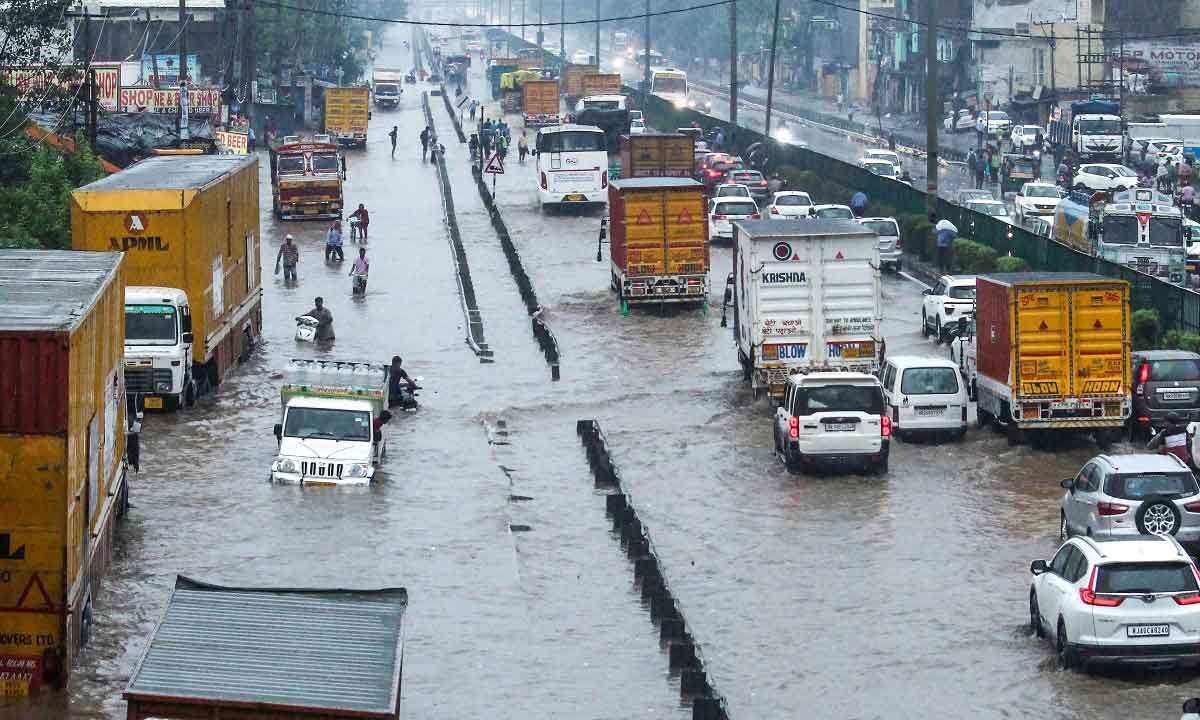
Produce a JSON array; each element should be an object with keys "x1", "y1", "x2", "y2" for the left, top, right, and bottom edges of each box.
[{"x1": 898, "y1": 271, "x2": 932, "y2": 290}]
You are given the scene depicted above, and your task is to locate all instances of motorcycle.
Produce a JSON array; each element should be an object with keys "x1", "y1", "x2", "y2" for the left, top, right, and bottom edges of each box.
[
  {"x1": 295, "y1": 315, "x2": 319, "y2": 342},
  {"x1": 390, "y1": 376, "x2": 423, "y2": 411},
  {"x1": 351, "y1": 270, "x2": 368, "y2": 296}
]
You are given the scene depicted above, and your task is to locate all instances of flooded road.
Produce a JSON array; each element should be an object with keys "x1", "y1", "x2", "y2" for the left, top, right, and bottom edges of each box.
[{"x1": 7, "y1": 25, "x2": 1197, "y2": 720}]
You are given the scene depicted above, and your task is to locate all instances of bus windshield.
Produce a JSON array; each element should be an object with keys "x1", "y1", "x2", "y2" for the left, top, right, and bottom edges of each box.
[
  {"x1": 1149, "y1": 216, "x2": 1184, "y2": 247},
  {"x1": 1103, "y1": 215, "x2": 1139, "y2": 245},
  {"x1": 652, "y1": 75, "x2": 686, "y2": 94},
  {"x1": 537, "y1": 130, "x2": 606, "y2": 152}
]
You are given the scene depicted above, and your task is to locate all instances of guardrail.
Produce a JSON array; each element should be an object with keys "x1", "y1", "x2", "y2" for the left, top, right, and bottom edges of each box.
[
  {"x1": 577, "y1": 420, "x2": 732, "y2": 720},
  {"x1": 422, "y1": 91, "x2": 492, "y2": 361}
]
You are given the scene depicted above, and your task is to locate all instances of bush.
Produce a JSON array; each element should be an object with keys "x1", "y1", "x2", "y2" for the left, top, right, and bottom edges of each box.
[
  {"x1": 951, "y1": 237, "x2": 998, "y2": 273},
  {"x1": 994, "y1": 255, "x2": 1031, "y2": 273},
  {"x1": 1132, "y1": 309, "x2": 1161, "y2": 351}
]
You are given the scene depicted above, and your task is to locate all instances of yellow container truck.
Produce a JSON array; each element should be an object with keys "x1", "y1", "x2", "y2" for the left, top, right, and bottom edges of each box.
[
  {"x1": 324, "y1": 86, "x2": 370, "y2": 146},
  {"x1": 70, "y1": 155, "x2": 263, "y2": 411},
  {"x1": 0, "y1": 250, "x2": 133, "y2": 695}
]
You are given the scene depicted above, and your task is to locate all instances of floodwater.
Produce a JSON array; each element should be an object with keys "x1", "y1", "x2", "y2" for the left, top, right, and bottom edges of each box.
[{"x1": 6, "y1": 25, "x2": 1197, "y2": 720}]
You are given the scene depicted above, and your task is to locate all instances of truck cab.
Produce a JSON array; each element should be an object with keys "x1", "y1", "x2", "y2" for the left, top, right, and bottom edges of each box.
[
  {"x1": 270, "y1": 359, "x2": 391, "y2": 486},
  {"x1": 1070, "y1": 100, "x2": 1123, "y2": 161},
  {"x1": 124, "y1": 286, "x2": 195, "y2": 411}
]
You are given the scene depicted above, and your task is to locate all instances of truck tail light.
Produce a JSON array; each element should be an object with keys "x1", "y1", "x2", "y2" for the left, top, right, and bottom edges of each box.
[
  {"x1": 788, "y1": 416, "x2": 799, "y2": 438},
  {"x1": 1098, "y1": 501, "x2": 1129, "y2": 516},
  {"x1": 1080, "y1": 567, "x2": 1124, "y2": 607},
  {"x1": 540, "y1": 172, "x2": 548, "y2": 190},
  {"x1": 1136, "y1": 362, "x2": 1150, "y2": 395},
  {"x1": 881, "y1": 415, "x2": 892, "y2": 437}
]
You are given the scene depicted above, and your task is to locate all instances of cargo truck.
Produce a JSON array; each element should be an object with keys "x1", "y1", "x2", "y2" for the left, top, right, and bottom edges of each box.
[
  {"x1": 372, "y1": 68, "x2": 404, "y2": 108},
  {"x1": 607, "y1": 177, "x2": 708, "y2": 305},
  {"x1": 270, "y1": 359, "x2": 392, "y2": 486},
  {"x1": 0, "y1": 250, "x2": 134, "y2": 695},
  {"x1": 972, "y1": 273, "x2": 1130, "y2": 447},
  {"x1": 726, "y1": 219, "x2": 883, "y2": 399},
  {"x1": 581, "y1": 73, "x2": 622, "y2": 98},
  {"x1": 489, "y1": 62, "x2": 519, "y2": 99},
  {"x1": 268, "y1": 138, "x2": 344, "y2": 219},
  {"x1": 619, "y1": 133, "x2": 695, "y2": 179},
  {"x1": 323, "y1": 87, "x2": 370, "y2": 146},
  {"x1": 523, "y1": 79, "x2": 561, "y2": 125},
  {"x1": 561, "y1": 63, "x2": 599, "y2": 100},
  {"x1": 71, "y1": 155, "x2": 263, "y2": 411}
]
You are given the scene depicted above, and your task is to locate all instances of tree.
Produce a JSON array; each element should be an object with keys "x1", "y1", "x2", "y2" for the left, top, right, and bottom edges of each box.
[{"x1": 0, "y1": 134, "x2": 105, "y2": 250}]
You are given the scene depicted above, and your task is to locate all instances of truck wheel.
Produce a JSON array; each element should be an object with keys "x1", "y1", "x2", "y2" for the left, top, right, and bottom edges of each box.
[
  {"x1": 1095, "y1": 428, "x2": 1117, "y2": 450},
  {"x1": 610, "y1": 272, "x2": 619, "y2": 292},
  {"x1": 1005, "y1": 415, "x2": 1023, "y2": 446}
]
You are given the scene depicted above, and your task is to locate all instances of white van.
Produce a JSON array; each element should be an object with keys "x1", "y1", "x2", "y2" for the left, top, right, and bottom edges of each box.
[{"x1": 878, "y1": 356, "x2": 968, "y2": 440}]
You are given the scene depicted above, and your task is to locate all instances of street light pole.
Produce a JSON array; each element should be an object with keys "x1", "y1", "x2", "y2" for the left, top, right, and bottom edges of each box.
[
  {"x1": 521, "y1": 0, "x2": 525, "y2": 41},
  {"x1": 537, "y1": 0, "x2": 543, "y2": 49},
  {"x1": 924, "y1": 0, "x2": 938, "y2": 211},
  {"x1": 764, "y1": 0, "x2": 780, "y2": 137},
  {"x1": 642, "y1": 0, "x2": 650, "y2": 109},
  {"x1": 594, "y1": 0, "x2": 600, "y2": 64},
  {"x1": 560, "y1": 0, "x2": 565, "y2": 63}
]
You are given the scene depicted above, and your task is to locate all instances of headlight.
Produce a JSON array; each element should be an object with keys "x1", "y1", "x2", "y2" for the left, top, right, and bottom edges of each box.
[
  {"x1": 278, "y1": 459, "x2": 297, "y2": 474},
  {"x1": 155, "y1": 381, "x2": 171, "y2": 392},
  {"x1": 346, "y1": 463, "x2": 368, "y2": 478},
  {"x1": 613, "y1": 57, "x2": 624, "y2": 69},
  {"x1": 687, "y1": 99, "x2": 696, "y2": 108},
  {"x1": 673, "y1": 98, "x2": 686, "y2": 109},
  {"x1": 773, "y1": 128, "x2": 792, "y2": 143}
]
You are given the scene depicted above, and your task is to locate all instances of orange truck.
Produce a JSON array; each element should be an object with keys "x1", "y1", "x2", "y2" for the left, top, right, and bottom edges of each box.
[
  {"x1": 607, "y1": 177, "x2": 708, "y2": 305},
  {"x1": 0, "y1": 249, "x2": 133, "y2": 695},
  {"x1": 522, "y1": 79, "x2": 561, "y2": 126},
  {"x1": 561, "y1": 63, "x2": 598, "y2": 99},
  {"x1": 619, "y1": 133, "x2": 695, "y2": 178},
  {"x1": 268, "y1": 139, "x2": 344, "y2": 220},
  {"x1": 580, "y1": 72, "x2": 622, "y2": 97}
]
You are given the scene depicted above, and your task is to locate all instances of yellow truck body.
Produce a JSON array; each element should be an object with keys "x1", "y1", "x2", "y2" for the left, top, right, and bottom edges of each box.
[
  {"x1": 0, "y1": 250, "x2": 130, "y2": 695},
  {"x1": 70, "y1": 155, "x2": 263, "y2": 378},
  {"x1": 580, "y1": 73, "x2": 622, "y2": 97},
  {"x1": 522, "y1": 80, "x2": 562, "y2": 125},
  {"x1": 324, "y1": 87, "x2": 370, "y2": 146},
  {"x1": 561, "y1": 63, "x2": 598, "y2": 98},
  {"x1": 608, "y1": 177, "x2": 709, "y2": 304}
]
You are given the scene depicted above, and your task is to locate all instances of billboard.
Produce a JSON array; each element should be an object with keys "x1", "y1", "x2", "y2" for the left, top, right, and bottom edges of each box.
[
  {"x1": 140, "y1": 53, "x2": 199, "y2": 86},
  {"x1": 0, "y1": 63, "x2": 119, "y2": 111},
  {"x1": 1122, "y1": 42, "x2": 1200, "y2": 88},
  {"x1": 119, "y1": 86, "x2": 221, "y2": 115},
  {"x1": 214, "y1": 130, "x2": 248, "y2": 154}
]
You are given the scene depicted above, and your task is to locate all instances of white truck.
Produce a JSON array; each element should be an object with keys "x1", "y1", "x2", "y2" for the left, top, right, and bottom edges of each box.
[
  {"x1": 123, "y1": 286, "x2": 195, "y2": 408},
  {"x1": 372, "y1": 68, "x2": 404, "y2": 108},
  {"x1": 724, "y1": 219, "x2": 883, "y2": 400},
  {"x1": 270, "y1": 358, "x2": 392, "y2": 486}
]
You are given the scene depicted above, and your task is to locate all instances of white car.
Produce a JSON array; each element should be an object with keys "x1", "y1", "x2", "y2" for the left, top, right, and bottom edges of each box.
[
  {"x1": 629, "y1": 110, "x2": 643, "y2": 123},
  {"x1": 858, "y1": 216, "x2": 901, "y2": 271},
  {"x1": 944, "y1": 109, "x2": 975, "y2": 133},
  {"x1": 773, "y1": 371, "x2": 890, "y2": 474},
  {"x1": 766, "y1": 191, "x2": 813, "y2": 218},
  {"x1": 922, "y1": 274, "x2": 976, "y2": 342},
  {"x1": 863, "y1": 149, "x2": 901, "y2": 167},
  {"x1": 713, "y1": 183, "x2": 752, "y2": 200},
  {"x1": 976, "y1": 110, "x2": 1012, "y2": 136},
  {"x1": 1029, "y1": 534, "x2": 1200, "y2": 669},
  {"x1": 965, "y1": 199, "x2": 1014, "y2": 225},
  {"x1": 772, "y1": 120, "x2": 808, "y2": 147},
  {"x1": 1010, "y1": 124, "x2": 1043, "y2": 149},
  {"x1": 1073, "y1": 163, "x2": 1139, "y2": 192},
  {"x1": 813, "y1": 204, "x2": 854, "y2": 220},
  {"x1": 629, "y1": 119, "x2": 646, "y2": 135},
  {"x1": 707, "y1": 197, "x2": 759, "y2": 241},
  {"x1": 1012, "y1": 182, "x2": 1063, "y2": 224},
  {"x1": 860, "y1": 158, "x2": 901, "y2": 180},
  {"x1": 878, "y1": 356, "x2": 968, "y2": 440}
]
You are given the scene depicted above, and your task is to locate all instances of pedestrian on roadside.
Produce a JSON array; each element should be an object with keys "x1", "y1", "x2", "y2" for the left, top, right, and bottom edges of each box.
[
  {"x1": 248, "y1": 125, "x2": 256, "y2": 153},
  {"x1": 348, "y1": 203, "x2": 370, "y2": 241},
  {"x1": 850, "y1": 190, "x2": 867, "y2": 217},
  {"x1": 714, "y1": 127, "x2": 725, "y2": 152},
  {"x1": 469, "y1": 132, "x2": 479, "y2": 161},
  {"x1": 983, "y1": 153, "x2": 994, "y2": 186},
  {"x1": 518, "y1": 131, "x2": 529, "y2": 164},
  {"x1": 1182, "y1": 183, "x2": 1195, "y2": 220},
  {"x1": 497, "y1": 134, "x2": 508, "y2": 162},
  {"x1": 420, "y1": 126, "x2": 431, "y2": 158},
  {"x1": 389, "y1": 126, "x2": 398, "y2": 158},
  {"x1": 275, "y1": 234, "x2": 299, "y2": 283},
  {"x1": 1169, "y1": 158, "x2": 1179, "y2": 193},
  {"x1": 887, "y1": 131, "x2": 896, "y2": 152},
  {"x1": 1180, "y1": 156, "x2": 1193, "y2": 189},
  {"x1": 933, "y1": 214, "x2": 958, "y2": 272}
]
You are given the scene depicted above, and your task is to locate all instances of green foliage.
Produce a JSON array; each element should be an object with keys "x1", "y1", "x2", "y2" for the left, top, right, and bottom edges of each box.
[
  {"x1": 256, "y1": 0, "x2": 407, "y2": 83},
  {"x1": 1160, "y1": 330, "x2": 1200, "y2": 354},
  {"x1": 951, "y1": 237, "x2": 998, "y2": 273},
  {"x1": 1132, "y1": 309, "x2": 1162, "y2": 351},
  {"x1": 0, "y1": 0, "x2": 72, "y2": 68},
  {"x1": 0, "y1": 135, "x2": 105, "y2": 250},
  {"x1": 994, "y1": 255, "x2": 1031, "y2": 273}
]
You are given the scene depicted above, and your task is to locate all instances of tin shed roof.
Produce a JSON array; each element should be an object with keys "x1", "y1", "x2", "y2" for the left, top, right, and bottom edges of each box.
[
  {"x1": 0, "y1": 250, "x2": 122, "y2": 332},
  {"x1": 125, "y1": 576, "x2": 407, "y2": 718},
  {"x1": 610, "y1": 177, "x2": 702, "y2": 189},
  {"x1": 76, "y1": 154, "x2": 253, "y2": 192}
]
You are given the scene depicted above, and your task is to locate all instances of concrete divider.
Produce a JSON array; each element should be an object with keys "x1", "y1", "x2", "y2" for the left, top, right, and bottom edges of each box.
[
  {"x1": 422, "y1": 91, "x2": 492, "y2": 362},
  {"x1": 439, "y1": 86, "x2": 468, "y2": 143},
  {"x1": 576, "y1": 419, "x2": 732, "y2": 720}
]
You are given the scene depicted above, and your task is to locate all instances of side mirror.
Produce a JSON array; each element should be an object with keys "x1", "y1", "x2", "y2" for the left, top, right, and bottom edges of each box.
[
  {"x1": 1030, "y1": 559, "x2": 1048, "y2": 575},
  {"x1": 273, "y1": 423, "x2": 282, "y2": 440},
  {"x1": 181, "y1": 332, "x2": 193, "y2": 344},
  {"x1": 1060, "y1": 478, "x2": 1074, "y2": 490}
]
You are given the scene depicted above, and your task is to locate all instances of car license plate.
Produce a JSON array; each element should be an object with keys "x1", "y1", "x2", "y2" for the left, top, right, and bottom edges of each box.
[
  {"x1": 916, "y1": 407, "x2": 944, "y2": 416},
  {"x1": 144, "y1": 396, "x2": 163, "y2": 409},
  {"x1": 1127, "y1": 624, "x2": 1170, "y2": 638},
  {"x1": 564, "y1": 194, "x2": 586, "y2": 202},
  {"x1": 825, "y1": 423, "x2": 855, "y2": 432},
  {"x1": 1164, "y1": 391, "x2": 1190, "y2": 401}
]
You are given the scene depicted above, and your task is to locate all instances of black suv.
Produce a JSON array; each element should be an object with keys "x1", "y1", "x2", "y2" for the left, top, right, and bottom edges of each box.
[{"x1": 1131, "y1": 350, "x2": 1200, "y2": 439}]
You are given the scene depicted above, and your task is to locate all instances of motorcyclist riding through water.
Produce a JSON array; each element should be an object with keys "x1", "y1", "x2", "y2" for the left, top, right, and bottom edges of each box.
[
  {"x1": 388, "y1": 355, "x2": 420, "y2": 409},
  {"x1": 350, "y1": 248, "x2": 369, "y2": 295},
  {"x1": 1147, "y1": 411, "x2": 1193, "y2": 468}
]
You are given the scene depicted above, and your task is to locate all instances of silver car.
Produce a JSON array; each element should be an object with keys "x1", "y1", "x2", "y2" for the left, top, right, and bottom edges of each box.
[
  {"x1": 1060, "y1": 454, "x2": 1200, "y2": 549},
  {"x1": 859, "y1": 217, "x2": 901, "y2": 272}
]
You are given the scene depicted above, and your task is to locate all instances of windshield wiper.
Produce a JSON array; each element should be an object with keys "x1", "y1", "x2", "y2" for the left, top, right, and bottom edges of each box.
[{"x1": 299, "y1": 432, "x2": 337, "y2": 440}]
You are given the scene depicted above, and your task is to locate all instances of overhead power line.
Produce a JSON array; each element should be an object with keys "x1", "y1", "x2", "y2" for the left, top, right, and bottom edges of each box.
[{"x1": 253, "y1": 0, "x2": 735, "y2": 26}]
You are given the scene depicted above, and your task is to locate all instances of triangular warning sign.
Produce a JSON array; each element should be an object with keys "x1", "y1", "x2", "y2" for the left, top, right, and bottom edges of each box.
[
  {"x1": 677, "y1": 209, "x2": 693, "y2": 224},
  {"x1": 1039, "y1": 321, "x2": 1049, "y2": 330},
  {"x1": 1093, "y1": 319, "x2": 1103, "y2": 329},
  {"x1": 636, "y1": 208, "x2": 653, "y2": 225},
  {"x1": 483, "y1": 153, "x2": 505, "y2": 174},
  {"x1": 835, "y1": 251, "x2": 845, "y2": 260},
  {"x1": 14, "y1": 572, "x2": 54, "y2": 611}
]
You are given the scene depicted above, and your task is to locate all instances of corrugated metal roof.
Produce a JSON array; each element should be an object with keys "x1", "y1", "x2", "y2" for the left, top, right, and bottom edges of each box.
[
  {"x1": 733, "y1": 218, "x2": 874, "y2": 238},
  {"x1": 983, "y1": 272, "x2": 1112, "y2": 285},
  {"x1": 0, "y1": 250, "x2": 122, "y2": 332},
  {"x1": 76, "y1": 154, "x2": 253, "y2": 193},
  {"x1": 610, "y1": 177, "x2": 702, "y2": 189},
  {"x1": 125, "y1": 576, "x2": 407, "y2": 718}
]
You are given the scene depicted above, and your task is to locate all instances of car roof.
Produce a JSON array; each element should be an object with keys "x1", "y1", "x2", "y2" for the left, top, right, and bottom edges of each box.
[
  {"x1": 786, "y1": 371, "x2": 882, "y2": 387},
  {"x1": 967, "y1": 199, "x2": 1005, "y2": 206},
  {"x1": 939, "y1": 274, "x2": 978, "y2": 284},
  {"x1": 884, "y1": 355, "x2": 959, "y2": 369},
  {"x1": 1074, "y1": 534, "x2": 1191, "y2": 564},
  {"x1": 1022, "y1": 181, "x2": 1057, "y2": 188},
  {"x1": 813, "y1": 204, "x2": 851, "y2": 210},
  {"x1": 858, "y1": 216, "x2": 897, "y2": 223},
  {"x1": 1133, "y1": 350, "x2": 1200, "y2": 360},
  {"x1": 773, "y1": 190, "x2": 811, "y2": 198},
  {"x1": 1093, "y1": 452, "x2": 1190, "y2": 473}
]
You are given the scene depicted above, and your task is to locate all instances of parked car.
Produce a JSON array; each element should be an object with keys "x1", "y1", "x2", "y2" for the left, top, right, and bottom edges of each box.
[
  {"x1": 765, "y1": 191, "x2": 814, "y2": 218},
  {"x1": 630, "y1": 118, "x2": 646, "y2": 135},
  {"x1": 713, "y1": 183, "x2": 752, "y2": 200},
  {"x1": 944, "y1": 109, "x2": 975, "y2": 133},
  {"x1": 1059, "y1": 453, "x2": 1200, "y2": 547},
  {"x1": 858, "y1": 216, "x2": 901, "y2": 271},
  {"x1": 707, "y1": 197, "x2": 759, "y2": 241},
  {"x1": 773, "y1": 371, "x2": 890, "y2": 474},
  {"x1": 860, "y1": 158, "x2": 901, "y2": 180},
  {"x1": 1130, "y1": 350, "x2": 1200, "y2": 440},
  {"x1": 976, "y1": 110, "x2": 1012, "y2": 137},
  {"x1": 863, "y1": 148, "x2": 902, "y2": 167},
  {"x1": 812, "y1": 204, "x2": 854, "y2": 220},
  {"x1": 1013, "y1": 181, "x2": 1064, "y2": 225},
  {"x1": 1073, "y1": 163, "x2": 1139, "y2": 192},
  {"x1": 878, "y1": 356, "x2": 968, "y2": 441},
  {"x1": 921, "y1": 275, "x2": 976, "y2": 342},
  {"x1": 700, "y1": 158, "x2": 744, "y2": 192},
  {"x1": 1029, "y1": 534, "x2": 1200, "y2": 669}
]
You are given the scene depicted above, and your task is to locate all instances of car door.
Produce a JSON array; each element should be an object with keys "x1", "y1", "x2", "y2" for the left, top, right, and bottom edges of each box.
[
  {"x1": 1065, "y1": 463, "x2": 1097, "y2": 534},
  {"x1": 1038, "y1": 545, "x2": 1079, "y2": 629},
  {"x1": 924, "y1": 281, "x2": 946, "y2": 325}
]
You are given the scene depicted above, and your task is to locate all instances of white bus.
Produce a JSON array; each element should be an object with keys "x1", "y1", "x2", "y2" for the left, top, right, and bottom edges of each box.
[
  {"x1": 534, "y1": 124, "x2": 609, "y2": 209},
  {"x1": 650, "y1": 68, "x2": 689, "y2": 109}
]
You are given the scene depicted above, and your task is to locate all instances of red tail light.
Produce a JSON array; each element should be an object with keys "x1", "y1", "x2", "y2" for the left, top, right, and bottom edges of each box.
[
  {"x1": 788, "y1": 416, "x2": 799, "y2": 439},
  {"x1": 540, "y1": 172, "x2": 548, "y2": 190},
  {"x1": 881, "y1": 415, "x2": 891, "y2": 437},
  {"x1": 771, "y1": 206, "x2": 780, "y2": 214},
  {"x1": 751, "y1": 213, "x2": 761, "y2": 219},
  {"x1": 1139, "y1": 363, "x2": 1151, "y2": 384},
  {"x1": 1098, "y1": 501, "x2": 1129, "y2": 516},
  {"x1": 760, "y1": 181, "x2": 768, "y2": 186},
  {"x1": 896, "y1": 236, "x2": 903, "y2": 248},
  {"x1": 708, "y1": 170, "x2": 720, "y2": 177},
  {"x1": 601, "y1": 172, "x2": 608, "y2": 189},
  {"x1": 1186, "y1": 502, "x2": 1200, "y2": 513},
  {"x1": 1080, "y1": 567, "x2": 1124, "y2": 607}
]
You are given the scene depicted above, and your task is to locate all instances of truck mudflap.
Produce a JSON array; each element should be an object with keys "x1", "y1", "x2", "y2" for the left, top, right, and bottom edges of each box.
[{"x1": 620, "y1": 274, "x2": 707, "y2": 304}]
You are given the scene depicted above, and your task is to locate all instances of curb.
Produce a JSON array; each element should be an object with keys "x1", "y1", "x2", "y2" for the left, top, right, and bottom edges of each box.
[
  {"x1": 577, "y1": 419, "x2": 732, "y2": 720},
  {"x1": 439, "y1": 85, "x2": 468, "y2": 143}
]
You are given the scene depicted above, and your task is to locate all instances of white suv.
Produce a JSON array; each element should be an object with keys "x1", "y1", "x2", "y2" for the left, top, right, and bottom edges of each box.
[
  {"x1": 773, "y1": 372, "x2": 890, "y2": 474},
  {"x1": 921, "y1": 275, "x2": 976, "y2": 343},
  {"x1": 1029, "y1": 535, "x2": 1200, "y2": 670}
]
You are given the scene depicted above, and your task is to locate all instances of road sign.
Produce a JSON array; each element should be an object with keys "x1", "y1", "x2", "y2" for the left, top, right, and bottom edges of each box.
[{"x1": 484, "y1": 153, "x2": 505, "y2": 174}]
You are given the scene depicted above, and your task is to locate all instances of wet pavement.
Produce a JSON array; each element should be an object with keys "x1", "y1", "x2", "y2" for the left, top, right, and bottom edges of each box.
[{"x1": 7, "y1": 25, "x2": 1200, "y2": 720}]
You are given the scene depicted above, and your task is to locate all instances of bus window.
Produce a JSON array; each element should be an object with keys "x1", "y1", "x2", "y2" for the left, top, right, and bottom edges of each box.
[{"x1": 536, "y1": 131, "x2": 606, "y2": 153}]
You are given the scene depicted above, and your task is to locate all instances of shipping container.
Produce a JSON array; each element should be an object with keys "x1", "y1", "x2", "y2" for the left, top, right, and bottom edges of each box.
[
  {"x1": 619, "y1": 133, "x2": 696, "y2": 179},
  {"x1": 974, "y1": 272, "x2": 1130, "y2": 445},
  {"x1": 71, "y1": 155, "x2": 263, "y2": 406},
  {"x1": 608, "y1": 177, "x2": 708, "y2": 305},
  {"x1": 0, "y1": 250, "x2": 132, "y2": 695},
  {"x1": 323, "y1": 86, "x2": 370, "y2": 146},
  {"x1": 522, "y1": 79, "x2": 561, "y2": 125},
  {"x1": 580, "y1": 72, "x2": 622, "y2": 97},
  {"x1": 561, "y1": 63, "x2": 599, "y2": 99}
]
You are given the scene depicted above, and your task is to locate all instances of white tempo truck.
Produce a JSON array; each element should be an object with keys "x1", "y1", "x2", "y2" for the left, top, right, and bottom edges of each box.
[
  {"x1": 270, "y1": 358, "x2": 392, "y2": 486},
  {"x1": 724, "y1": 219, "x2": 883, "y2": 399}
]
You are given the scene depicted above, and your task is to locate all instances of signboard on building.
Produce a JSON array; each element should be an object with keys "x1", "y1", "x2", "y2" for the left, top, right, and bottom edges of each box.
[
  {"x1": 140, "y1": 53, "x2": 199, "y2": 86},
  {"x1": 0, "y1": 63, "x2": 119, "y2": 111},
  {"x1": 1122, "y1": 42, "x2": 1200, "y2": 88},
  {"x1": 120, "y1": 86, "x2": 221, "y2": 115},
  {"x1": 214, "y1": 130, "x2": 248, "y2": 154}
]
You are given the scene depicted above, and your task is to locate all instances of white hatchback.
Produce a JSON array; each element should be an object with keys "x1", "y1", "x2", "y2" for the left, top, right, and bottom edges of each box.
[
  {"x1": 707, "y1": 197, "x2": 759, "y2": 241},
  {"x1": 878, "y1": 356, "x2": 968, "y2": 440},
  {"x1": 766, "y1": 191, "x2": 813, "y2": 218},
  {"x1": 773, "y1": 371, "x2": 890, "y2": 474},
  {"x1": 1030, "y1": 535, "x2": 1200, "y2": 670}
]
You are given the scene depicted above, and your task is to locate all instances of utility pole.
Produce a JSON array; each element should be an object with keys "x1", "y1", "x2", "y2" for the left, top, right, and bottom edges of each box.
[
  {"x1": 923, "y1": 0, "x2": 938, "y2": 211},
  {"x1": 246, "y1": 0, "x2": 256, "y2": 129},
  {"x1": 729, "y1": 0, "x2": 737, "y2": 125},
  {"x1": 764, "y1": 0, "x2": 780, "y2": 136},
  {"x1": 177, "y1": 0, "x2": 188, "y2": 136},
  {"x1": 537, "y1": 0, "x2": 543, "y2": 49},
  {"x1": 559, "y1": 0, "x2": 565, "y2": 64},
  {"x1": 521, "y1": 0, "x2": 526, "y2": 41},
  {"x1": 87, "y1": 68, "x2": 98, "y2": 146},
  {"x1": 594, "y1": 0, "x2": 600, "y2": 64},
  {"x1": 642, "y1": 0, "x2": 650, "y2": 109},
  {"x1": 507, "y1": 0, "x2": 513, "y2": 55}
]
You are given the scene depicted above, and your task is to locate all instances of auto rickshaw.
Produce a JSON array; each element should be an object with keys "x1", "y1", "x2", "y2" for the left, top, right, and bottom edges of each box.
[{"x1": 1000, "y1": 153, "x2": 1039, "y2": 194}]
